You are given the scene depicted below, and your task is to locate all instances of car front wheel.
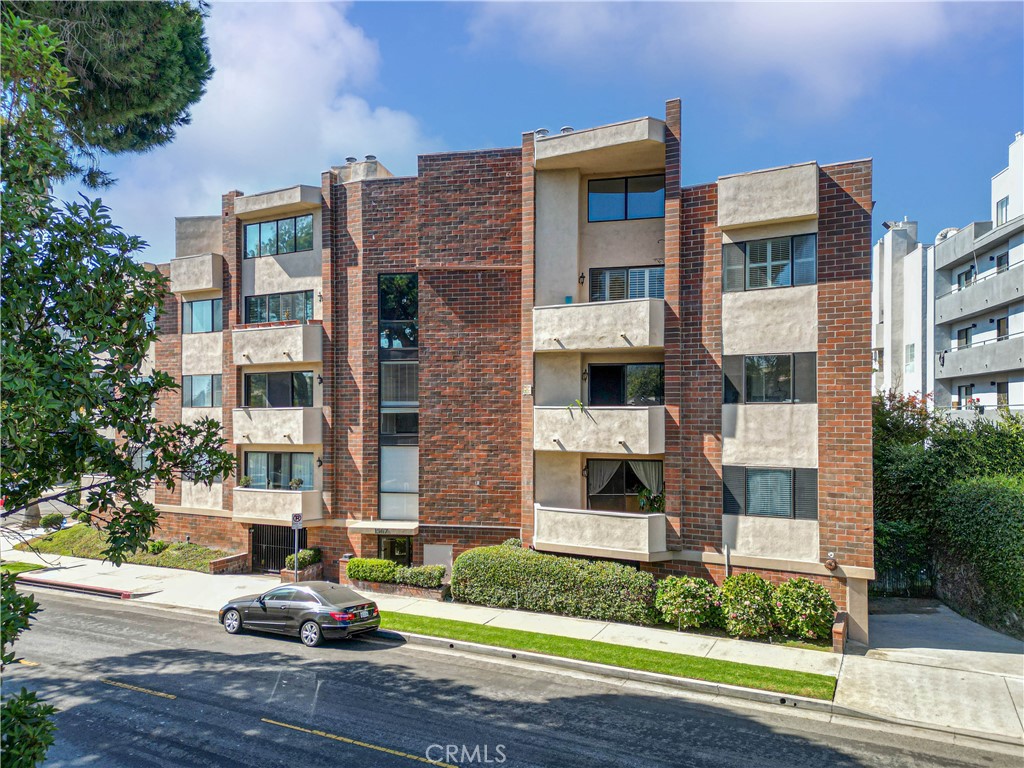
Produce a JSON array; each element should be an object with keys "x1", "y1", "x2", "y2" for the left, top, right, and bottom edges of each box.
[
  {"x1": 223, "y1": 609, "x2": 243, "y2": 635},
  {"x1": 300, "y1": 620, "x2": 322, "y2": 647}
]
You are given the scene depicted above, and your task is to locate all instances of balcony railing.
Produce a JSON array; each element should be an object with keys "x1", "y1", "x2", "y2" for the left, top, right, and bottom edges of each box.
[
  {"x1": 936, "y1": 262, "x2": 1022, "y2": 323},
  {"x1": 937, "y1": 332, "x2": 1024, "y2": 379},
  {"x1": 232, "y1": 487, "x2": 322, "y2": 525},
  {"x1": 534, "y1": 405, "x2": 665, "y2": 455},
  {"x1": 533, "y1": 298, "x2": 664, "y2": 352},
  {"x1": 533, "y1": 504, "x2": 668, "y2": 561},
  {"x1": 232, "y1": 322, "x2": 323, "y2": 366},
  {"x1": 232, "y1": 407, "x2": 322, "y2": 445}
]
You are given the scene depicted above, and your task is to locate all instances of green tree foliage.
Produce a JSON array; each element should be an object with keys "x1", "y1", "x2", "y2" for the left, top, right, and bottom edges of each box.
[{"x1": 4, "y1": 0, "x2": 213, "y2": 186}]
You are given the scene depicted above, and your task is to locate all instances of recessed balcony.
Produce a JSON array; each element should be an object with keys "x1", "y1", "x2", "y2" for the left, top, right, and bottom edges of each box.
[
  {"x1": 533, "y1": 298, "x2": 664, "y2": 352},
  {"x1": 232, "y1": 407, "x2": 322, "y2": 445},
  {"x1": 170, "y1": 253, "x2": 223, "y2": 294},
  {"x1": 232, "y1": 487, "x2": 322, "y2": 525},
  {"x1": 533, "y1": 504, "x2": 668, "y2": 561},
  {"x1": 534, "y1": 405, "x2": 665, "y2": 455},
  {"x1": 232, "y1": 322, "x2": 322, "y2": 366}
]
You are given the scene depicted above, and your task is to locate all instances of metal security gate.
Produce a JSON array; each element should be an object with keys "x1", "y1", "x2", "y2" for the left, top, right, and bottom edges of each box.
[{"x1": 251, "y1": 524, "x2": 306, "y2": 573}]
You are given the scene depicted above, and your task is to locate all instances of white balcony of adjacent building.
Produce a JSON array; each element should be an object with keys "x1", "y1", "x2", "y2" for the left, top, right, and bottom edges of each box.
[
  {"x1": 534, "y1": 404, "x2": 665, "y2": 455},
  {"x1": 232, "y1": 487, "x2": 322, "y2": 526},
  {"x1": 935, "y1": 261, "x2": 1023, "y2": 324},
  {"x1": 169, "y1": 252, "x2": 223, "y2": 295},
  {"x1": 232, "y1": 322, "x2": 323, "y2": 366},
  {"x1": 232, "y1": 407, "x2": 322, "y2": 445},
  {"x1": 936, "y1": 332, "x2": 1024, "y2": 380},
  {"x1": 533, "y1": 298, "x2": 664, "y2": 353},
  {"x1": 533, "y1": 504, "x2": 669, "y2": 561}
]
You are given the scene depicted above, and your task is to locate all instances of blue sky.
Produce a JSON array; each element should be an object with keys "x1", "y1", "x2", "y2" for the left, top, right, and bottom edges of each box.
[{"x1": 81, "y1": 1, "x2": 1023, "y2": 261}]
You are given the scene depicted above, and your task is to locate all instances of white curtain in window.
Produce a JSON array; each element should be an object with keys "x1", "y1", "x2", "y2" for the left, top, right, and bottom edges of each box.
[
  {"x1": 587, "y1": 459, "x2": 620, "y2": 496},
  {"x1": 291, "y1": 454, "x2": 314, "y2": 490},
  {"x1": 245, "y1": 452, "x2": 267, "y2": 489},
  {"x1": 628, "y1": 460, "x2": 664, "y2": 495}
]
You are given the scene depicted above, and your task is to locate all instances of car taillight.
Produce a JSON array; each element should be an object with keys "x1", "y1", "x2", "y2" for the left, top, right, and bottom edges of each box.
[{"x1": 330, "y1": 611, "x2": 355, "y2": 622}]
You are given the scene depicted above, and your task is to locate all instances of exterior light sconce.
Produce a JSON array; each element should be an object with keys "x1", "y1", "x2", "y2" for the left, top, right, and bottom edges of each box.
[
  {"x1": 581, "y1": 370, "x2": 588, "y2": 381},
  {"x1": 316, "y1": 457, "x2": 323, "y2": 468},
  {"x1": 578, "y1": 272, "x2": 586, "y2": 285},
  {"x1": 317, "y1": 374, "x2": 323, "y2": 385},
  {"x1": 581, "y1": 466, "x2": 588, "y2": 478},
  {"x1": 317, "y1": 291, "x2": 323, "y2": 303}
]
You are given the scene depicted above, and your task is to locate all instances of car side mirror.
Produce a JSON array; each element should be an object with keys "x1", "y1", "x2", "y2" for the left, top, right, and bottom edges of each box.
[{"x1": 258, "y1": 595, "x2": 266, "y2": 604}]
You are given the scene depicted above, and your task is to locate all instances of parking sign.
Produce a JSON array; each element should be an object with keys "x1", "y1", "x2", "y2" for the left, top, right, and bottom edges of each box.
[{"x1": 291, "y1": 512, "x2": 302, "y2": 530}]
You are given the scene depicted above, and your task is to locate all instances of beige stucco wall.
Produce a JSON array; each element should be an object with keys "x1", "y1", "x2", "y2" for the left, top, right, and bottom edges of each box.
[
  {"x1": 535, "y1": 118, "x2": 665, "y2": 174},
  {"x1": 534, "y1": 405, "x2": 665, "y2": 455},
  {"x1": 232, "y1": 407, "x2": 322, "y2": 446},
  {"x1": 234, "y1": 185, "x2": 321, "y2": 219},
  {"x1": 140, "y1": 343, "x2": 155, "y2": 379},
  {"x1": 181, "y1": 407, "x2": 222, "y2": 428},
  {"x1": 175, "y1": 216, "x2": 221, "y2": 259},
  {"x1": 535, "y1": 353, "x2": 582, "y2": 407},
  {"x1": 535, "y1": 505, "x2": 667, "y2": 556},
  {"x1": 232, "y1": 487, "x2": 323, "y2": 524},
  {"x1": 535, "y1": 451, "x2": 583, "y2": 508},
  {"x1": 580, "y1": 211, "x2": 664, "y2": 273},
  {"x1": 721, "y1": 404, "x2": 818, "y2": 467},
  {"x1": 722, "y1": 515, "x2": 819, "y2": 562},
  {"x1": 181, "y1": 479, "x2": 223, "y2": 510},
  {"x1": 170, "y1": 253, "x2": 223, "y2": 295},
  {"x1": 718, "y1": 162, "x2": 818, "y2": 229},
  {"x1": 722, "y1": 286, "x2": 817, "y2": 354},
  {"x1": 181, "y1": 332, "x2": 223, "y2": 374},
  {"x1": 533, "y1": 298, "x2": 664, "y2": 352},
  {"x1": 239, "y1": 210, "x2": 323, "y2": 313},
  {"x1": 536, "y1": 169, "x2": 581, "y2": 306},
  {"x1": 232, "y1": 324, "x2": 322, "y2": 366}
]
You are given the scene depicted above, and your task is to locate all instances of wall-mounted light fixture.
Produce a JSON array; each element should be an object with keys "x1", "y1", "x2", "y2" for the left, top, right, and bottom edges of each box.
[
  {"x1": 581, "y1": 466, "x2": 588, "y2": 478},
  {"x1": 317, "y1": 374, "x2": 323, "y2": 385},
  {"x1": 578, "y1": 272, "x2": 586, "y2": 285},
  {"x1": 317, "y1": 291, "x2": 323, "y2": 303},
  {"x1": 581, "y1": 370, "x2": 588, "y2": 381},
  {"x1": 316, "y1": 457, "x2": 323, "y2": 468}
]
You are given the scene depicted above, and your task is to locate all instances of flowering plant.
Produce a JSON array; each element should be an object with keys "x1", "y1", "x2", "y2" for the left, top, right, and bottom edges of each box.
[
  {"x1": 720, "y1": 572, "x2": 776, "y2": 638},
  {"x1": 774, "y1": 578, "x2": 837, "y2": 640},
  {"x1": 654, "y1": 576, "x2": 723, "y2": 630}
]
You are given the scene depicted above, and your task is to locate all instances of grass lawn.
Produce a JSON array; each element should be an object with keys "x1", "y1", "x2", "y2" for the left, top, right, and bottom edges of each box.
[
  {"x1": 0, "y1": 561, "x2": 46, "y2": 575},
  {"x1": 379, "y1": 612, "x2": 837, "y2": 700},
  {"x1": 15, "y1": 524, "x2": 230, "y2": 573}
]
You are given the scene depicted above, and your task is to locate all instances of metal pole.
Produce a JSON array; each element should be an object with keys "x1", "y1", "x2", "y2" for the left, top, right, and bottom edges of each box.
[{"x1": 293, "y1": 527, "x2": 299, "y2": 582}]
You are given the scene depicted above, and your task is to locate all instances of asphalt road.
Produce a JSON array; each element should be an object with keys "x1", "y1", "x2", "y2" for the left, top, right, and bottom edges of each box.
[{"x1": 5, "y1": 592, "x2": 1019, "y2": 768}]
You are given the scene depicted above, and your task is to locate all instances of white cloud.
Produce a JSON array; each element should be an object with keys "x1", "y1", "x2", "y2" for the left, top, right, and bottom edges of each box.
[{"x1": 78, "y1": 1, "x2": 437, "y2": 261}]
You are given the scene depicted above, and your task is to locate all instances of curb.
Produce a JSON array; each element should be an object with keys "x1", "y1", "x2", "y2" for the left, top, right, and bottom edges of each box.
[{"x1": 16, "y1": 574, "x2": 136, "y2": 600}]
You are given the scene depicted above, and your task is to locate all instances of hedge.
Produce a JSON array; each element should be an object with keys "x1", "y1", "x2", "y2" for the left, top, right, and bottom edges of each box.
[
  {"x1": 934, "y1": 475, "x2": 1024, "y2": 638},
  {"x1": 396, "y1": 564, "x2": 446, "y2": 589},
  {"x1": 284, "y1": 547, "x2": 321, "y2": 571},
  {"x1": 346, "y1": 557, "x2": 398, "y2": 583},
  {"x1": 451, "y1": 544, "x2": 655, "y2": 625}
]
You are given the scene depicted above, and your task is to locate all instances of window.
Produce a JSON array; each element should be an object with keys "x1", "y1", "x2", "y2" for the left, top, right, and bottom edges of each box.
[
  {"x1": 381, "y1": 409, "x2": 418, "y2": 446},
  {"x1": 244, "y1": 371, "x2": 313, "y2": 408},
  {"x1": 723, "y1": 354, "x2": 816, "y2": 404},
  {"x1": 997, "y1": 382, "x2": 1009, "y2": 406},
  {"x1": 590, "y1": 266, "x2": 664, "y2": 302},
  {"x1": 379, "y1": 274, "x2": 418, "y2": 349},
  {"x1": 144, "y1": 306, "x2": 157, "y2": 332},
  {"x1": 182, "y1": 375, "x2": 222, "y2": 408},
  {"x1": 381, "y1": 362, "x2": 418, "y2": 406},
  {"x1": 996, "y1": 196, "x2": 1009, "y2": 226},
  {"x1": 243, "y1": 452, "x2": 314, "y2": 490},
  {"x1": 182, "y1": 298, "x2": 222, "y2": 334},
  {"x1": 956, "y1": 384, "x2": 974, "y2": 410},
  {"x1": 723, "y1": 234, "x2": 816, "y2": 292},
  {"x1": 588, "y1": 175, "x2": 665, "y2": 222},
  {"x1": 996, "y1": 252, "x2": 1010, "y2": 273},
  {"x1": 996, "y1": 316, "x2": 1009, "y2": 341},
  {"x1": 587, "y1": 459, "x2": 663, "y2": 512},
  {"x1": 378, "y1": 536, "x2": 411, "y2": 566},
  {"x1": 380, "y1": 445, "x2": 418, "y2": 520},
  {"x1": 722, "y1": 466, "x2": 817, "y2": 519},
  {"x1": 956, "y1": 266, "x2": 975, "y2": 291},
  {"x1": 588, "y1": 364, "x2": 664, "y2": 406},
  {"x1": 244, "y1": 214, "x2": 315, "y2": 258},
  {"x1": 244, "y1": 290, "x2": 314, "y2": 324},
  {"x1": 956, "y1": 327, "x2": 973, "y2": 349},
  {"x1": 905, "y1": 343, "x2": 916, "y2": 374}
]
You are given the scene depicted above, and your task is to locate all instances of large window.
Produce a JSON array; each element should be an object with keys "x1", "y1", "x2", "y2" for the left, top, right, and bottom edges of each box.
[
  {"x1": 244, "y1": 371, "x2": 313, "y2": 408},
  {"x1": 589, "y1": 364, "x2": 664, "y2": 406},
  {"x1": 244, "y1": 290, "x2": 314, "y2": 324},
  {"x1": 243, "y1": 452, "x2": 314, "y2": 490},
  {"x1": 379, "y1": 274, "x2": 418, "y2": 349},
  {"x1": 996, "y1": 196, "x2": 1009, "y2": 227},
  {"x1": 723, "y1": 354, "x2": 816, "y2": 404},
  {"x1": 588, "y1": 175, "x2": 665, "y2": 222},
  {"x1": 590, "y1": 266, "x2": 664, "y2": 302},
  {"x1": 244, "y1": 214, "x2": 315, "y2": 259},
  {"x1": 182, "y1": 374, "x2": 222, "y2": 408},
  {"x1": 722, "y1": 466, "x2": 817, "y2": 519},
  {"x1": 182, "y1": 298, "x2": 222, "y2": 334},
  {"x1": 723, "y1": 234, "x2": 816, "y2": 292},
  {"x1": 586, "y1": 459, "x2": 663, "y2": 512}
]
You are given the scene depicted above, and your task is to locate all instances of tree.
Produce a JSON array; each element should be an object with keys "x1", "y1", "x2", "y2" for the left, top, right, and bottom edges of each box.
[
  {"x1": 3, "y1": 0, "x2": 213, "y2": 186},
  {"x1": 1, "y1": 13, "x2": 230, "y2": 764}
]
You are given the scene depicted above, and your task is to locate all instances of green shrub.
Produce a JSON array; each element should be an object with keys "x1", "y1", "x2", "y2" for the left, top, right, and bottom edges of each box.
[
  {"x1": 396, "y1": 564, "x2": 446, "y2": 589},
  {"x1": 451, "y1": 545, "x2": 655, "y2": 625},
  {"x1": 655, "y1": 576, "x2": 724, "y2": 630},
  {"x1": 501, "y1": 538, "x2": 522, "y2": 548},
  {"x1": 774, "y1": 578, "x2": 837, "y2": 640},
  {"x1": 39, "y1": 513, "x2": 64, "y2": 531},
  {"x1": 71, "y1": 511, "x2": 91, "y2": 524},
  {"x1": 148, "y1": 540, "x2": 168, "y2": 555},
  {"x1": 284, "y1": 547, "x2": 321, "y2": 571},
  {"x1": 347, "y1": 557, "x2": 398, "y2": 583},
  {"x1": 720, "y1": 573, "x2": 776, "y2": 638}
]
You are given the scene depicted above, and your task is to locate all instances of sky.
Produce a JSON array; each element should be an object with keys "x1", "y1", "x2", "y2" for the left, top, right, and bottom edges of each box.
[{"x1": 68, "y1": 1, "x2": 1024, "y2": 261}]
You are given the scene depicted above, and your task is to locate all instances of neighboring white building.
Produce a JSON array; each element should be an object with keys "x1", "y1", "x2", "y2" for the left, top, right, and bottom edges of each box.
[{"x1": 872, "y1": 132, "x2": 1024, "y2": 419}]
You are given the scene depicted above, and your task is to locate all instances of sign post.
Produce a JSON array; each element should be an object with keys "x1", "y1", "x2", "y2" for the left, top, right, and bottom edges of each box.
[{"x1": 291, "y1": 512, "x2": 302, "y2": 581}]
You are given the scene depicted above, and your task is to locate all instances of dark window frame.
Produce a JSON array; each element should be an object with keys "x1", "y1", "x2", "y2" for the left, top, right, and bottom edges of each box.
[
  {"x1": 587, "y1": 363, "x2": 665, "y2": 406},
  {"x1": 585, "y1": 458, "x2": 663, "y2": 512},
  {"x1": 722, "y1": 465, "x2": 817, "y2": 520},
  {"x1": 182, "y1": 298, "x2": 223, "y2": 334},
  {"x1": 243, "y1": 371, "x2": 314, "y2": 408},
  {"x1": 244, "y1": 213, "x2": 315, "y2": 259},
  {"x1": 377, "y1": 536, "x2": 412, "y2": 566},
  {"x1": 996, "y1": 316, "x2": 1010, "y2": 341},
  {"x1": 723, "y1": 233, "x2": 817, "y2": 293},
  {"x1": 379, "y1": 273, "x2": 419, "y2": 352},
  {"x1": 244, "y1": 290, "x2": 314, "y2": 324},
  {"x1": 181, "y1": 374, "x2": 222, "y2": 408},
  {"x1": 723, "y1": 353, "x2": 816, "y2": 404},
  {"x1": 589, "y1": 265, "x2": 665, "y2": 302},
  {"x1": 243, "y1": 451, "x2": 315, "y2": 490},
  {"x1": 587, "y1": 174, "x2": 666, "y2": 223}
]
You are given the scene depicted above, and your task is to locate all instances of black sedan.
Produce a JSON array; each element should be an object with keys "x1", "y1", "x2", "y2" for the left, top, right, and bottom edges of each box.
[{"x1": 218, "y1": 581, "x2": 380, "y2": 647}]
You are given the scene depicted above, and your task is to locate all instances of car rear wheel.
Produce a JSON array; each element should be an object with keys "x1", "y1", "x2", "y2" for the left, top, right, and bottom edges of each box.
[
  {"x1": 223, "y1": 609, "x2": 243, "y2": 635},
  {"x1": 300, "y1": 620, "x2": 322, "y2": 647}
]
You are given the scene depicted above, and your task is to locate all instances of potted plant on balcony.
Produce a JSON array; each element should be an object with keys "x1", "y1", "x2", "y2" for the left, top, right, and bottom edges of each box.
[
  {"x1": 289, "y1": 477, "x2": 304, "y2": 490},
  {"x1": 238, "y1": 475, "x2": 252, "y2": 488},
  {"x1": 638, "y1": 487, "x2": 665, "y2": 513}
]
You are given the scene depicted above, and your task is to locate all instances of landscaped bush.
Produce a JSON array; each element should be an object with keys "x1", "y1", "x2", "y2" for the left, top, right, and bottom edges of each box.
[
  {"x1": 39, "y1": 513, "x2": 64, "y2": 531},
  {"x1": 148, "y1": 540, "x2": 169, "y2": 555},
  {"x1": 774, "y1": 578, "x2": 837, "y2": 640},
  {"x1": 655, "y1": 576, "x2": 724, "y2": 630},
  {"x1": 396, "y1": 564, "x2": 446, "y2": 589},
  {"x1": 284, "y1": 547, "x2": 321, "y2": 571},
  {"x1": 720, "y1": 573, "x2": 776, "y2": 638},
  {"x1": 451, "y1": 545, "x2": 655, "y2": 625},
  {"x1": 346, "y1": 557, "x2": 398, "y2": 583}
]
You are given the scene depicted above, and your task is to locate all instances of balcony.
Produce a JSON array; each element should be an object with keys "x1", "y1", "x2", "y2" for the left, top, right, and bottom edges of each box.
[
  {"x1": 533, "y1": 298, "x2": 664, "y2": 352},
  {"x1": 232, "y1": 322, "x2": 322, "y2": 366},
  {"x1": 232, "y1": 487, "x2": 322, "y2": 525},
  {"x1": 937, "y1": 334, "x2": 1024, "y2": 380},
  {"x1": 935, "y1": 263, "x2": 1022, "y2": 323},
  {"x1": 533, "y1": 504, "x2": 668, "y2": 561},
  {"x1": 534, "y1": 405, "x2": 665, "y2": 455},
  {"x1": 232, "y1": 407, "x2": 322, "y2": 445},
  {"x1": 170, "y1": 253, "x2": 223, "y2": 294},
  {"x1": 717, "y1": 162, "x2": 818, "y2": 229}
]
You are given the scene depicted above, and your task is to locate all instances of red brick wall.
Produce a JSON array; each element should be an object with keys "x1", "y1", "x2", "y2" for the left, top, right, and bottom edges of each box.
[
  {"x1": 519, "y1": 133, "x2": 537, "y2": 546},
  {"x1": 816, "y1": 161, "x2": 874, "y2": 570},
  {"x1": 307, "y1": 526, "x2": 362, "y2": 581},
  {"x1": 220, "y1": 191, "x2": 243, "y2": 511},
  {"x1": 153, "y1": 264, "x2": 182, "y2": 507},
  {"x1": 416, "y1": 525, "x2": 521, "y2": 566},
  {"x1": 155, "y1": 509, "x2": 249, "y2": 553}
]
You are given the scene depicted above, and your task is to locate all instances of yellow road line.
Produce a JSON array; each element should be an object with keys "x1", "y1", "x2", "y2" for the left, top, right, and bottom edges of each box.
[
  {"x1": 100, "y1": 679, "x2": 176, "y2": 700},
  {"x1": 17, "y1": 660, "x2": 40, "y2": 667},
  {"x1": 261, "y1": 718, "x2": 456, "y2": 767}
]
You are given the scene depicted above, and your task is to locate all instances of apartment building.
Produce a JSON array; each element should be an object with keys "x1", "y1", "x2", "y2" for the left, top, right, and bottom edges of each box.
[
  {"x1": 153, "y1": 99, "x2": 875, "y2": 642},
  {"x1": 872, "y1": 132, "x2": 1024, "y2": 416}
]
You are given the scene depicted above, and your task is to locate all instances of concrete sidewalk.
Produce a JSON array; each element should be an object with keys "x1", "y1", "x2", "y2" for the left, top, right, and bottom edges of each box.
[{"x1": 3, "y1": 530, "x2": 1021, "y2": 745}]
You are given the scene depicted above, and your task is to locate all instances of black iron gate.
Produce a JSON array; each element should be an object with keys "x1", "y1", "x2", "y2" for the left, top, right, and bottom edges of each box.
[{"x1": 251, "y1": 524, "x2": 307, "y2": 573}]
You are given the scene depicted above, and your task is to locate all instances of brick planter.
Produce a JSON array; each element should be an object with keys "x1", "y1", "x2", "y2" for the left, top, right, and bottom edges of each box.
[
  {"x1": 280, "y1": 562, "x2": 324, "y2": 583},
  {"x1": 832, "y1": 611, "x2": 849, "y2": 654},
  {"x1": 209, "y1": 552, "x2": 250, "y2": 575},
  {"x1": 339, "y1": 575, "x2": 447, "y2": 601}
]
